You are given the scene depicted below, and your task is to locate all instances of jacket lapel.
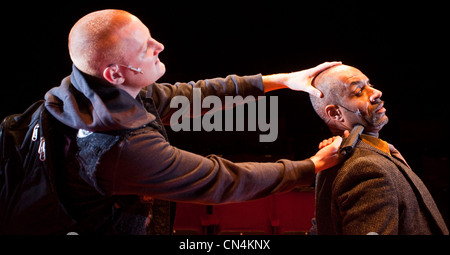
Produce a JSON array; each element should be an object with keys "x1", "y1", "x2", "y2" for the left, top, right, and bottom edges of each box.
[{"x1": 359, "y1": 141, "x2": 449, "y2": 234}]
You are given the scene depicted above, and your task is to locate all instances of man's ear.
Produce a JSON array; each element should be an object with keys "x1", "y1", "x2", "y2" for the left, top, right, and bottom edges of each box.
[
  {"x1": 325, "y1": 104, "x2": 344, "y2": 122},
  {"x1": 103, "y1": 65, "x2": 125, "y2": 85}
]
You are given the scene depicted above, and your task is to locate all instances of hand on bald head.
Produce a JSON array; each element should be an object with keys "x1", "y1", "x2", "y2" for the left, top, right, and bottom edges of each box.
[
  {"x1": 68, "y1": 9, "x2": 137, "y2": 77},
  {"x1": 309, "y1": 65, "x2": 352, "y2": 121}
]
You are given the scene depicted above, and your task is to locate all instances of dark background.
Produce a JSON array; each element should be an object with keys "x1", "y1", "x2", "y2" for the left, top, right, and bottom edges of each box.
[{"x1": 1, "y1": 1, "x2": 448, "y2": 227}]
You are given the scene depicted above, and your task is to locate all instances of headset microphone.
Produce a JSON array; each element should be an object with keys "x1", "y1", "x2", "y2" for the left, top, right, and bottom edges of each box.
[
  {"x1": 126, "y1": 65, "x2": 143, "y2": 74},
  {"x1": 125, "y1": 65, "x2": 144, "y2": 74},
  {"x1": 338, "y1": 104, "x2": 360, "y2": 114},
  {"x1": 112, "y1": 64, "x2": 144, "y2": 74}
]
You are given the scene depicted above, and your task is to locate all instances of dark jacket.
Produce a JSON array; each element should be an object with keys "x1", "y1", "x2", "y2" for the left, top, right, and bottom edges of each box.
[
  {"x1": 315, "y1": 135, "x2": 449, "y2": 235},
  {"x1": 44, "y1": 66, "x2": 316, "y2": 234}
]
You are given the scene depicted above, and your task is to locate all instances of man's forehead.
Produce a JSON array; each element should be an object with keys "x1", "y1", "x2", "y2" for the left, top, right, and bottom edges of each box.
[
  {"x1": 331, "y1": 66, "x2": 368, "y2": 87},
  {"x1": 120, "y1": 20, "x2": 150, "y2": 45},
  {"x1": 344, "y1": 75, "x2": 369, "y2": 86}
]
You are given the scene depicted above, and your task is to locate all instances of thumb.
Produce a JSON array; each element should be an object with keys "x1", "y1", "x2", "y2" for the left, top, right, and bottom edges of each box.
[
  {"x1": 305, "y1": 86, "x2": 323, "y2": 98},
  {"x1": 331, "y1": 135, "x2": 343, "y2": 150},
  {"x1": 343, "y1": 130, "x2": 350, "y2": 138},
  {"x1": 319, "y1": 136, "x2": 343, "y2": 151}
]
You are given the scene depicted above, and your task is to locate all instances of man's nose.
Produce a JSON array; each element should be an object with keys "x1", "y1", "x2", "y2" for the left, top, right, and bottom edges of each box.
[
  {"x1": 153, "y1": 40, "x2": 164, "y2": 55},
  {"x1": 369, "y1": 87, "x2": 383, "y2": 103}
]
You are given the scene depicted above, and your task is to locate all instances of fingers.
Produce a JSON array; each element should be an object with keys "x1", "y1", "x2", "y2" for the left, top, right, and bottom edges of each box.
[
  {"x1": 309, "y1": 61, "x2": 342, "y2": 77},
  {"x1": 318, "y1": 135, "x2": 342, "y2": 149},
  {"x1": 318, "y1": 138, "x2": 332, "y2": 149},
  {"x1": 330, "y1": 136, "x2": 343, "y2": 149},
  {"x1": 318, "y1": 139, "x2": 326, "y2": 149},
  {"x1": 311, "y1": 135, "x2": 344, "y2": 173},
  {"x1": 307, "y1": 61, "x2": 342, "y2": 98}
]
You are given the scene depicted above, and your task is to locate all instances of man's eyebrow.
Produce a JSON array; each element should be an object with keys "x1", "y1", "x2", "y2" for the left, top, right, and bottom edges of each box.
[{"x1": 349, "y1": 79, "x2": 370, "y2": 87}]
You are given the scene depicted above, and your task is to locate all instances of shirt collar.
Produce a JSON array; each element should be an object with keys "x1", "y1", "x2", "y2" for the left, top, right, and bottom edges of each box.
[{"x1": 360, "y1": 134, "x2": 391, "y2": 156}]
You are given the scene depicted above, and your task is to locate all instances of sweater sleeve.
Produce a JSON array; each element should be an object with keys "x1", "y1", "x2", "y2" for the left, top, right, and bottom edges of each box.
[
  {"x1": 97, "y1": 128, "x2": 315, "y2": 205},
  {"x1": 147, "y1": 74, "x2": 265, "y2": 125}
]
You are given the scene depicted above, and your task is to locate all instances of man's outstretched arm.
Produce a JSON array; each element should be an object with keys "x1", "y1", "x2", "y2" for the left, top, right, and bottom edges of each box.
[{"x1": 262, "y1": 61, "x2": 342, "y2": 96}]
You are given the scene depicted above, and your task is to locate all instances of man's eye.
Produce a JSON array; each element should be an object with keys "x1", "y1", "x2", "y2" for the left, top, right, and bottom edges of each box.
[{"x1": 355, "y1": 89, "x2": 363, "y2": 96}]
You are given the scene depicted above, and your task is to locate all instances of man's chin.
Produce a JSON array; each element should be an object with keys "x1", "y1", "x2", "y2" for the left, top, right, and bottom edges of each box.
[
  {"x1": 375, "y1": 115, "x2": 389, "y2": 130},
  {"x1": 363, "y1": 115, "x2": 389, "y2": 135},
  {"x1": 153, "y1": 66, "x2": 166, "y2": 83}
]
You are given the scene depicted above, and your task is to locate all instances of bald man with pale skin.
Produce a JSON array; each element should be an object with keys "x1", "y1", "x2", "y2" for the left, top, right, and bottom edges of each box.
[
  {"x1": 44, "y1": 9, "x2": 345, "y2": 234},
  {"x1": 68, "y1": 9, "x2": 339, "y2": 98}
]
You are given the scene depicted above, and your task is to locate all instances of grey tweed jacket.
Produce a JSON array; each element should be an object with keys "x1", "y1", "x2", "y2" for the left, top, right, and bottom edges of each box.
[{"x1": 315, "y1": 138, "x2": 449, "y2": 235}]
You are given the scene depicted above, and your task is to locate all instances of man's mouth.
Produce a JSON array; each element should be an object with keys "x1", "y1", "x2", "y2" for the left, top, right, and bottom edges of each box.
[{"x1": 374, "y1": 102, "x2": 386, "y2": 113}]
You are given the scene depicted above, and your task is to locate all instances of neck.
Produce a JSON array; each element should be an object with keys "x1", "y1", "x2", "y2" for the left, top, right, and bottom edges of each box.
[
  {"x1": 329, "y1": 125, "x2": 379, "y2": 138},
  {"x1": 362, "y1": 130, "x2": 379, "y2": 138}
]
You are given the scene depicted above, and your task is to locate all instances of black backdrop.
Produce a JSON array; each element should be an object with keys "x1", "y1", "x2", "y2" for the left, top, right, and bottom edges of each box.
[{"x1": 1, "y1": 1, "x2": 448, "y2": 226}]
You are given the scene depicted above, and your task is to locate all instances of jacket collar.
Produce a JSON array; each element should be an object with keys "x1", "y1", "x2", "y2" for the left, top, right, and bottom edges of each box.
[
  {"x1": 357, "y1": 137, "x2": 409, "y2": 169},
  {"x1": 45, "y1": 65, "x2": 155, "y2": 131},
  {"x1": 360, "y1": 134, "x2": 390, "y2": 156}
]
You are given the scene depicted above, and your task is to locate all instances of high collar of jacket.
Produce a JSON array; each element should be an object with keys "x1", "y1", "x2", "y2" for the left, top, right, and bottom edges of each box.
[
  {"x1": 360, "y1": 134, "x2": 390, "y2": 156},
  {"x1": 44, "y1": 65, "x2": 155, "y2": 131}
]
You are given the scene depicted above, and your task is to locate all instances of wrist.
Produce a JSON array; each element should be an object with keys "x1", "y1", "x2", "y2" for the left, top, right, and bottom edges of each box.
[
  {"x1": 262, "y1": 74, "x2": 288, "y2": 93},
  {"x1": 309, "y1": 155, "x2": 324, "y2": 173}
]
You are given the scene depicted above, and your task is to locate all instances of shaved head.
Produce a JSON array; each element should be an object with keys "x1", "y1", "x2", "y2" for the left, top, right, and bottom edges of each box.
[
  {"x1": 68, "y1": 9, "x2": 166, "y2": 97},
  {"x1": 310, "y1": 65, "x2": 388, "y2": 136},
  {"x1": 310, "y1": 65, "x2": 349, "y2": 122},
  {"x1": 68, "y1": 9, "x2": 136, "y2": 77}
]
